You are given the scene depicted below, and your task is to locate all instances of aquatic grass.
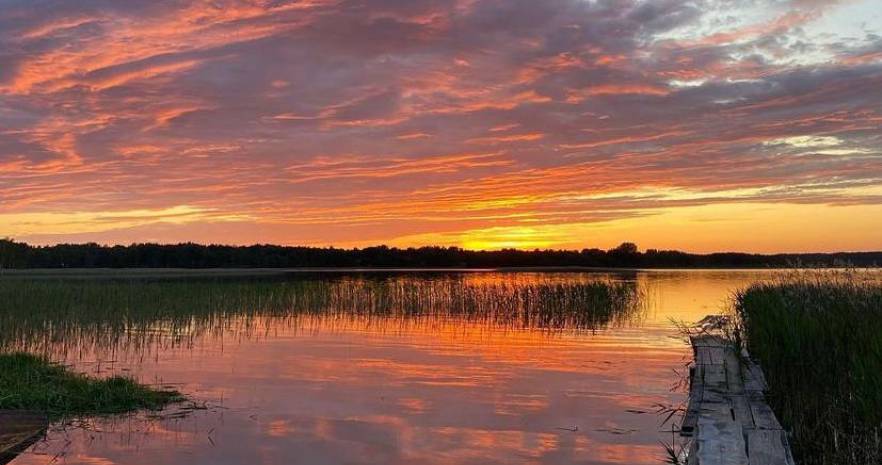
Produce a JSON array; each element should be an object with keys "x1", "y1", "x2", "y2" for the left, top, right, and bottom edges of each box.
[
  {"x1": 0, "y1": 274, "x2": 643, "y2": 357},
  {"x1": 0, "y1": 352, "x2": 181, "y2": 418},
  {"x1": 734, "y1": 269, "x2": 882, "y2": 465}
]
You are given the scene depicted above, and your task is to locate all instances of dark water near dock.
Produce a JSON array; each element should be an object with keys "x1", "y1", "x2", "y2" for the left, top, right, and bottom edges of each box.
[{"x1": 2, "y1": 270, "x2": 790, "y2": 465}]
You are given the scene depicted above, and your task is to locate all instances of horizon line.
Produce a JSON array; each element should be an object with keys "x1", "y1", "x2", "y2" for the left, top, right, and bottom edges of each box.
[{"x1": 4, "y1": 239, "x2": 881, "y2": 256}]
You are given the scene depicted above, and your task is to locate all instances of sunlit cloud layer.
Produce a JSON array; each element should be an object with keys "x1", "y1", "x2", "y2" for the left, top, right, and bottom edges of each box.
[{"x1": 1, "y1": 0, "x2": 880, "y2": 252}]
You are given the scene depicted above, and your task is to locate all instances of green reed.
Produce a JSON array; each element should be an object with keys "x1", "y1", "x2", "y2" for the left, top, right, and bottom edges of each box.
[
  {"x1": 0, "y1": 274, "x2": 643, "y2": 358},
  {"x1": 734, "y1": 270, "x2": 882, "y2": 465}
]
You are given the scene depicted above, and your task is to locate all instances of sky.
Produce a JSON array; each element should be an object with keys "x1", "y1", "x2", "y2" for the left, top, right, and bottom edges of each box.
[{"x1": 1, "y1": 0, "x2": 881, "y2": 253}]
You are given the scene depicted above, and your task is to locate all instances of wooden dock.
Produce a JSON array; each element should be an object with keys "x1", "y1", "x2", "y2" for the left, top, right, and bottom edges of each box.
[
  {"x1": 680, "y1": 317, "x2": 795, "y2": 465},
  {"x1": 0, "y1": 411, "x2": 47, "y2": 465}
]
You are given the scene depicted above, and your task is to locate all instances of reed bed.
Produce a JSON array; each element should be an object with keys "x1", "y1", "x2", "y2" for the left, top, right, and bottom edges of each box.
[
  {"x1": 0, "y1": 275, "x2": 643, "y2": 358},
  {"x1": 734, "y1": 270, "x2": 882, "y2": 465}
]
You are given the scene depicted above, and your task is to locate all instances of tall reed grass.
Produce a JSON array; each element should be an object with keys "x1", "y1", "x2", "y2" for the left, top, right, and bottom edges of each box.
[
  {"x1": 0, "y1": 275, "x2": 643, "y2": 358},
  {"x1": 734, "y1": 270, "x2": 882, "y2": 465}
]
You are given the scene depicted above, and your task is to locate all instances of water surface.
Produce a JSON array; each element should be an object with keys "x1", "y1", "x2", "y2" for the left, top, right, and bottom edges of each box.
[{"x1": 4, "y1": 270, "x2": 783, "y2": 465}]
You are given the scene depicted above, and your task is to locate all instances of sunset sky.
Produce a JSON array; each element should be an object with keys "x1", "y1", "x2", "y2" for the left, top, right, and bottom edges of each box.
[{"x1": 1, "y1": 0, "x2": 881, "y2": 252}]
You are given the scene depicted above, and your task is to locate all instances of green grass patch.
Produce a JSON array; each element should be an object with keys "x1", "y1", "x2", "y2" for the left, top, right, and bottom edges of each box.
[
  {"x1": 734, "y1": 270, "x2": 882, "y2": 465},
  {"x1": 0, "y1": 352, "x2": 181, "y2": 418}
]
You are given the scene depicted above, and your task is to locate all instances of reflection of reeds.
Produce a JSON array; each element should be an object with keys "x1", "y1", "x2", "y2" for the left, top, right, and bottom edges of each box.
[
  {"x1": 734, "y1": 269, "x2": 882, "y2": 465},
  {"x1": 0, "y1": 275, "x2": 643, "y2": 358}
]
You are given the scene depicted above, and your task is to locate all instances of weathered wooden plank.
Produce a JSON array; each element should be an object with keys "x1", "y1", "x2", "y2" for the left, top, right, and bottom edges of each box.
[
  {"x1": 681, "y1": 366, "x2": 699, "y2": 436},
  {"x1": 745, "y1": 430, "x2": 796, "y2": 465},
  {"x1": 0, "y1": 410, "x2": 47, "y2": 465},
  {"x1": 702, "y1": 364, "x2": 728, "y2": 391},
  {"x1": 691, "y1": 333, "x2": 729, "y2": 348},
  {"x1": 693, "y1": 407, "x2": 749, "y2": 465},
  {"x1": 693, "y1": 336, "x2": 729, "y2": 366},
  {"x1": 700, "y1": 389, "x2": 727, "y2": 405},
  {"x1": 742, "y1": 360, "x2": 768, "y2": 397},
  {"x1": 681, "y1": 417, "x2": 697, "y2": 436},
  {"x1": 692, "y1": 335, "x2": 729, "y2": 366},
  {"x1": 695, "y1": 347, "x2": 722, "y2": 366},
  {"x1": 681, "y1": 408, "x2": 699, "y2": 437},
  {"x1": 723, "y1": 350, "x2": 744, "y2": 395},
  {"x1": 730, "y1": 395, "x2": 754, "y2": 431},
  {"x1": 748, "y1": 400, "x2": 783, "y2": 431}
]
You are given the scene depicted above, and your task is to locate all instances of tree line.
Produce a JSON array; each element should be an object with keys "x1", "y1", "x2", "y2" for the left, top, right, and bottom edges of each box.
[{"x1": 0, "y1": 239, "x2": 879, "y2": 269}]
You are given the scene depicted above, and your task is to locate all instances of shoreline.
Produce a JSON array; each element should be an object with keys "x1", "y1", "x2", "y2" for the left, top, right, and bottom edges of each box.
[{"x1": 2, "y1": 265, "x2": 879, "y2": 277}]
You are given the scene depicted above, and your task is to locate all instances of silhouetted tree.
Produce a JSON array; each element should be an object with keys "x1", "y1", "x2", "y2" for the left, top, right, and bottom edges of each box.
[{"x1": 0, "y1": 238, "x2": 877, "y2": 269}]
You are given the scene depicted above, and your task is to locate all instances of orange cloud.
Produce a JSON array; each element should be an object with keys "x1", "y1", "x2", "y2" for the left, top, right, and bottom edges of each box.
[{"x1": 2, "y1": 0, "x2": 881, "y2": 252}]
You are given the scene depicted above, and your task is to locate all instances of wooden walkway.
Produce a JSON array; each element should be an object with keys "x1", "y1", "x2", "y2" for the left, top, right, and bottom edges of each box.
[
  {"x1": 680, "y1": 317, "x2": 795, "y2": 465},
  {"x1": 0, "y1": 411, "x2": 47, "y2": 465}
]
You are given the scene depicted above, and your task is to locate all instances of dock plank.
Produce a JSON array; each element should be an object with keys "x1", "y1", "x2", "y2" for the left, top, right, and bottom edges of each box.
[
  {"x1": 0, "y1": 411, "x2": 47, "y2": 465},
  {"x1": 702, "y1": 364, "x2": 728, "y2": 392},
  {"x1": 693, "y1": 407, "x2": 749, "y2": 465},
  {"x1": 723, "y1": 349, "x2": 744, "y2": 395},
  {"x1": 742, "y1": 359, "x2": 768, "y2": 397},
  {"x1": 748, "y1": 401, "x2": 783, "y2": 431},
  {"x1": 745, "y1": 430, "x2": 796, "y2": 465},
  {"x1": 730, "y1": 395, "x2": 754, "y2": 431}
]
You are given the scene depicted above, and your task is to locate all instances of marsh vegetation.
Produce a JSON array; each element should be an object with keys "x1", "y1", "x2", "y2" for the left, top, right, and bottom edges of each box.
[
  {"x1": 0, "y1": 272, "x2": 643, "y2": 359},
  {"x1": 734, "y1": 270, "x2": 882, "y2": 465}
]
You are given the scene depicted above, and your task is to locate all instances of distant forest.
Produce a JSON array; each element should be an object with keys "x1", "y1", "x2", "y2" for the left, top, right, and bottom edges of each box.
[{"x1": 1, "y1": 239, "x2": 879, "y2": 269}]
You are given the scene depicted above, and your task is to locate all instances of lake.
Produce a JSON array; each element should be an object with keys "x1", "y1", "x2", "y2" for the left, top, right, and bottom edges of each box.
[{"x1": 2, "y1": 269, "x2": 785, "y2": 465}]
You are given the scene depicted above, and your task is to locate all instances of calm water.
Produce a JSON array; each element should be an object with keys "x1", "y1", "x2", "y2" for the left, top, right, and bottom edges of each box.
[{"x1": 7, "y1": 270, "x2": 784, "y2": 465}]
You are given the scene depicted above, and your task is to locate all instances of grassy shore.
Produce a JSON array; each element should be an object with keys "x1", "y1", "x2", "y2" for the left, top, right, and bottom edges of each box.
[
  {"x1": 0, "y1": 352, "x2": 180, "y2": 418},
  {"x1": 734, "y1": 271, "x2": 882, "y2": 465}
]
